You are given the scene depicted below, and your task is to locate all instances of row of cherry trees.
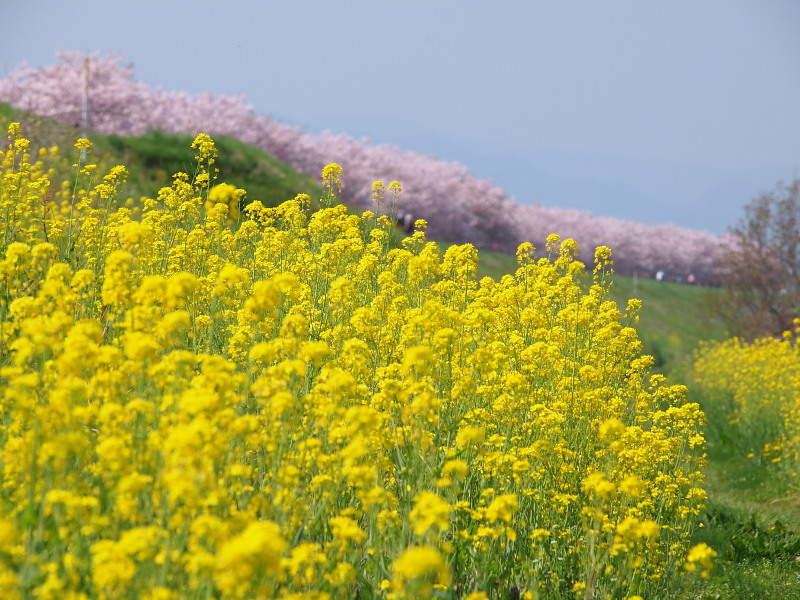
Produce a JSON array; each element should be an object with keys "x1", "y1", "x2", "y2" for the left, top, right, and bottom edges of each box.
[{"x1": 0, "y1": 51, "x2": 726, "y2": 281}]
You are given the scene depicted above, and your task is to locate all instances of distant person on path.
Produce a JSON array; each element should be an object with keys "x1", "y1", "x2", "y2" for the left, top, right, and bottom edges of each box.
[{"x1": 396, "y1": 212, "x2": 415, "y2": 234}]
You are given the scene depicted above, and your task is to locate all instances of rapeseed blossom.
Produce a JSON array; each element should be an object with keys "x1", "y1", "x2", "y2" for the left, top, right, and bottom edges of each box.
[
  {"x1": 391, "y1": 545, "x2": 450, "y2": 597},
  {"x1": 684, "y1": 542, "x2": 717, "y2": 579},
  {"x1": 693, "y1": 326, "x2": 800, "y2": 479},
  {"x1": 0, "y1": 124, "x2": 708, "y2": 599}
]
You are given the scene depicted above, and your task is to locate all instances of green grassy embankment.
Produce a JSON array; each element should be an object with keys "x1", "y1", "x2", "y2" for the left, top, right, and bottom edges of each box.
[{"x1": 0, "y1": 103, "x2": 323, "y2": 210}]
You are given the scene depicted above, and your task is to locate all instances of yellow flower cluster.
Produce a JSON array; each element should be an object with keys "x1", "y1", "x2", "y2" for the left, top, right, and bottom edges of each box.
[
  {"x1": 693, "y1": 325, "x2": 800, "y2": 478},
  {"x1": 684, "y1": 542, "x2": 717, "y2": 579},
  {"x1": 206, "y1": 182, "x2": 245, "y2": 222},
  {"x1": 0, "y1": 124, "x2": 707, "y2": 599}
]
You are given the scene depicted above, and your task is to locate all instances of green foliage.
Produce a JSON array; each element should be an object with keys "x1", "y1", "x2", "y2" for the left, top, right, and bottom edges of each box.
[
  {"x1": 0, "y1": 102, "x2": 15, "y2": 120},
  {"x1": 105, "y1": 130, "x2": 322, "y2": 209},
  {"x1": 0, "y1": 102, "x2": 323, "y2": 211},
  {"x1": 680, "y1": 430, "x2": 800, "y2": 598},
  {"x1": 696, "y1": 507, "x2": 800, "y2": 562},
  {"x1": 729, "y1": 516, "x2": 800, "y2": 561},
  {"x1": 681, "y1": 557, "x2": 800, "y2": 600},
  {"x1": 681, "y1": 504, "x2": 800, "y2": 599}
]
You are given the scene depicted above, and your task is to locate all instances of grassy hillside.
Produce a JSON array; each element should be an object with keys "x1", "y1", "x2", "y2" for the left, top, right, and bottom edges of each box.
[
  {"x1": 105, "y1": 131, "x2": 322, "y2": 209},
  {"x1": 0, "y1": 102, "x2": 323, "y2": 209},
  {"x1": 607, "y1": 275, "x2": 727, "y2": 372}
]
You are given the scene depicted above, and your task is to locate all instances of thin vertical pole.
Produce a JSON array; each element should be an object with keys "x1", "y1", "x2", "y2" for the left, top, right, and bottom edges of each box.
[{"x1": 80, "y1": 58, "x2": 89, "y2": 162}]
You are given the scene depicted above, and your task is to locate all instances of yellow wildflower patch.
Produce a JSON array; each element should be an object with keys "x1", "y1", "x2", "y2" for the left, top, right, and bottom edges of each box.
[{"x1": 0, "y1": 125, "x2": 707, "y2": 599}]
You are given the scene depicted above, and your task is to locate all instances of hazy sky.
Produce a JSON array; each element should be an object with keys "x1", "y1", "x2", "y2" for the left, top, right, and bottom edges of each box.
[{"x1": 3, "y1": 0, "x2": 799, "y2": 231}]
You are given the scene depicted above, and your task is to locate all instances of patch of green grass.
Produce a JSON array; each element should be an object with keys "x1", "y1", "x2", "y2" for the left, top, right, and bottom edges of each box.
[
  {"x1": 679, "y1": 491, "x2": 800, "y2": 599},
  {"x1": 472, "y1": 246, "x2": 519, "y2": 281},
  {"x1": 103, "y1": 130, "x2": 322, "y2": 209},
  {"x1": 606, "y1": 275, "x2": 728, "y2": 375},
  {"x1": 0, "y1": 102, "x2": 15, "y2": 120},
  {"x1": 680, "y1": 386, "x2": 800, "y2": 599},
  {"x1": 701, "y1": 459, "x2": 800, "y2": 530},
  {"x1": 0, "y1": 102, "x2": 323, "y2": 211},
  {"x1": 679, "y1": 555, "x2": 800, "y2": 600}
]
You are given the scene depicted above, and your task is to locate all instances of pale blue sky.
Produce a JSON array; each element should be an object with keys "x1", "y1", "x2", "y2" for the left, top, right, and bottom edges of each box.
[{"x1": 3, "y1": 0, "x2": 799, "y2": 232}]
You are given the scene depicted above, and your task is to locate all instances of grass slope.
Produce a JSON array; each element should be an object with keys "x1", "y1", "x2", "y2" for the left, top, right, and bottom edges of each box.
[
  {"x1": 105, "y1": 131, "x2": 322, "y2": 209},
  {"x1": 0, "y1": 102, "x2": 323, "y2": 209}
]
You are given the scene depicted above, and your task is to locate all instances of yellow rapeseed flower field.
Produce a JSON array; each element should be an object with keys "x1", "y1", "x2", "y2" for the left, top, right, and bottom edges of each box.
[
  {"x1": 0, "y1": 125, "x2": 708, "y2": 599},
  {"x1": 693, "y1": 329, "x2": 800, "y2": 479}
]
